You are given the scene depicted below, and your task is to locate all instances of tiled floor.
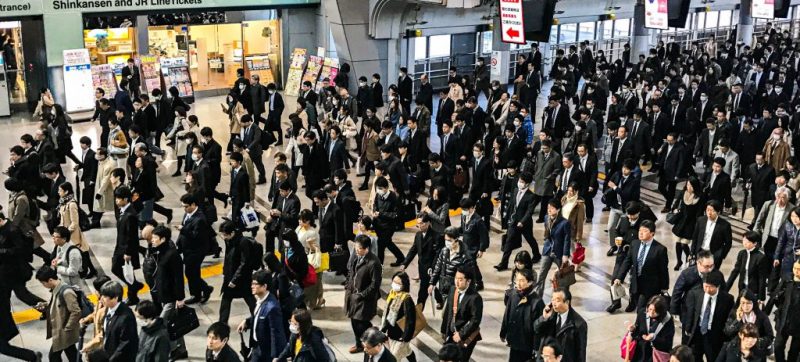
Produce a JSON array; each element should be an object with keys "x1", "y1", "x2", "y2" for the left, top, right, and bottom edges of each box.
[{"x1": 1, "y1": 87, "x2": 751, "y2": 361}]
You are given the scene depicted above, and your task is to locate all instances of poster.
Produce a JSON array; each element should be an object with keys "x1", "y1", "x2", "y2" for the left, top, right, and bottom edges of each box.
[
  {"x1": 62, "y1": 49, "x2": 95, "y2": 113},
  {"x1": 92, "y1": 64, "x2": 117, "y2": 99},
  {"x1": 644, "y1": 0, "x2": 669, "y2": 30},
  {"x1": 244, "y1": 55, "x2": 276, "y2": 86},
  {"x1": 284, "y1": 48, "x2": 307, "y2": 97},
  {"x1": 301, "y1": 55, "x2": 324, "y2": 90},
  {"x1": 139, "y1": 55, "x2": 161, "y2": 93},
  {"x1": 160, "y1": 57, "x2": 194, "y2": 98},
  {"x1": 753, "y1": 0, "x2": 775, "y2": 19},
  {"x1": 315, "y1": 57, "x2": 340, "y2": 92}
]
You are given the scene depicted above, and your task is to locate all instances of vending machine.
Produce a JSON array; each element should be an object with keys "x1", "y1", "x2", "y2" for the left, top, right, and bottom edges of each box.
[{"x1": 0, "y1": 55, "x2": 10, "y2": 117}]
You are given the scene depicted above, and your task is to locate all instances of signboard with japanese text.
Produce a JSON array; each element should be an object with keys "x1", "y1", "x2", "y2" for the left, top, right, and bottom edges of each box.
[
  {"x1": 644, "y1": 0, "x2": 669, "y2": 30},
  {"x1": 62, "y1": 48, "x2": 95, "y2": 112},
  {"x1": 753, "y1": 0, "x2": 775, "y2": 19},
  {"x1": 499, "y1": 0, "x2": 525, "y2": 44}
]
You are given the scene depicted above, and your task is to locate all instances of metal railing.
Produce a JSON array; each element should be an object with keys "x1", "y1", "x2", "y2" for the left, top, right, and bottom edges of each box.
[{"x1": 411, "y1": 51, "x2": 479, "y2": 91}]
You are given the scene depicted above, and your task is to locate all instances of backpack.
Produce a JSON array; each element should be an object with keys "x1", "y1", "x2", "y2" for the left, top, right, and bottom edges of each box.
[
  {"x1": 59, "y1": 282, "x2": 94, "y2": 319},
  {"x1": 76, "y1": 203, "x2": 91, "y2": 231},
  {"x1": 242, "y1": 236, "x2": 264, "y2": 270},
  {"x1": 64, "y1": 245, "x2": 91, "y2": 279},
  {"x1": 321, "y1": 337, "x2": 338, "y2": 362}
]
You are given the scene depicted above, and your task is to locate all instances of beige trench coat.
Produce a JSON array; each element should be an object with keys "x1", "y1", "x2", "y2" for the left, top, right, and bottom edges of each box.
[{"x1": 94, "y1": 157, "x2": 116, "y2": 212}]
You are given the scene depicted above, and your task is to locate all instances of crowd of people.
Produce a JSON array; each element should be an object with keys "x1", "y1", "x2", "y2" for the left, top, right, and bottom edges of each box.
[{"x1": 9, "y1": 20, "x2": 800, "y2": 362}]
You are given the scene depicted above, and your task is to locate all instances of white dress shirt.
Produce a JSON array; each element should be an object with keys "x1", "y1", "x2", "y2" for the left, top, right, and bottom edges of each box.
[
  {"x1": 702, "y1": 217, "x2": 716, "y2": 250},
  {"x1": 700, "y1": 293, "x2": 718, "y2": 329}
]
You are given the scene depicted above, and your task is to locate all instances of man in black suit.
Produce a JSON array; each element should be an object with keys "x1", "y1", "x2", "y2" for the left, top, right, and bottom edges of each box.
[
  {"x1": 228, "y1": 153, "x2": 251, "y2": 231},
  {"x1": 747, "y1": 152, "x2": 777, "y2": 228},
  {"x1": 649, "y1": 103, "x2": 671, "y2": 145},
  {"x1": 111, "y1": 187, "x2": 144, "y2": 305},
  {"x1": 99, "y1": 281, "x2": 139, "y2": 362},
  {"x1": 682, "y1": 270, "x2": 735, "y2": 362},
  {"x1": 468, "y1": 143, "x2": 494, "y2": 225},
  {"x1": 730, "y1": 83, "x2": 752, "y2": 118},
  {"x1": 670, "y1": 250, "x2": 714, "y2": 324},
  {"x1": 726, "y1": 231, "x2": 770, "y2": 302},
  {"x1": 379, "y1": 145, "x2": 409, "y2": 197},
  {"x1": 695, "y1": 120, "x2": 724, "y2": 168},
  {"x1": 418, "y1": 74, "x2": 434, "y2": 113},
  {"x1": 150, "y1": 89, "x2": 171, "y2": 150},
  {"x1": 176, "y1": 193, "x2": 213, "y2": 304},
  {"x1": 265, "y1": 83, "x2": 284, "y2": 146},
  {"x1": 704, "y1": 157, "x2": 733, "y2": 209},
  {"x1": 200, "y1": 127, "x2": 225, "y2": 204},
  {"x1": 496, "y1": 172, "x2": 537, "y2": 270},
  {"x1": 405, "y1": 117, "x2": 429, "y2": 171},
  {"x1": 121, "y1": 58, "x2": 140, "y2": 99},
  {"x1": 435, "y1": 90, "x2": 455, "y2": 137},
  {"x1": 300, "y1": 131, "x2": 329, "y2": 208},
  {"x1": 313, "y1": 190, "x2": 345, "y2": 253},
  {"x1": 401, "y1": 214, "x2": 443, "y2": 308},
  {"x1": 575, "y1": 144, "x2": 598, "y2": 222},
  {"x1": 75, "y1": 137, "x2": 97, "y2": 215},
  {"x1": 441, "y1": 267, "x2": 483, "y2": 362},
  {"x1": 376, "y1": 120, "x2": 401, "y2": 157},
  {"x1": 265, "y1": 181, "x2": 300, "y2": 253},
  {"x1": 611, "y1": 220, "x2": 669, "y2": 313},
  {"x1": 267, "y1": 161, "x2": 297, "y2": 203},
  {"x1": 131, "y1": 144, "x2": 158, "y2": 227},
  {"x1": 372, "y1": 177, "x2": 405, "y2": 265},
  {"x1": 655, "y1": 133, "x2": 686, "y2": 212},
  {"x1": 607, "y1": 126, "x2": 634, "y2": 182},
  {"x1": 325, "y1": 126, "x2": 350, "y2": 177},
  {"x1": 238, "y1": 115, "x2": 266, "y2": 184},
  {"x1": 773, "y1": 260, "x2": 800, "y2": 362},
  {"x1": 247, "y1": 75, "x2": 267, "y2": 125},
  {"x1": 541, "y1": 96, "x2": 572, "y2": 146},
  {"x1": 397, "y1": 67, "x2": 413, "y2": 112},
  {"x1": 439, "y1": 120, "x2": 461, "y2": 170},
  {"x1": 555, "y1": 153, "x2": 584, "y2": 200},
  {"x1": 692, "y1": 200, "x2": 733, "y2": 269},
  {"x1": 626, "y1": 111, "x2": 651, "y2": 164},
  {"x1": 533, "y1": 288, "x2": 588, "y2": 362}
]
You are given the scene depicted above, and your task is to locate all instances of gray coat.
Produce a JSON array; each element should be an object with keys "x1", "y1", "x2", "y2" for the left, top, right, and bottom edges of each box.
[
  {"x1": 135, "y1": 318, "x2": 171, "y2": 362},
  {"x1": 54, "y1": 244, "x2": 84, "y2": 287},
  {"x1": 344, "y1": 252, "x2": 382, "y2": 321},
  {"x1": 755, "y1": 200, "x2": 795, "y2": 244},
  {"x1": 46, "y1": 282, "x2": 81, "y2": 352},
  {"x1": 533, "y1": 151, "x2": 562, "y2": 196}
]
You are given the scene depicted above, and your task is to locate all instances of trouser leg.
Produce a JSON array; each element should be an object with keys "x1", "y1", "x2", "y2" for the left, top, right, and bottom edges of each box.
[
  {"x1": 789, "y1": 334, "x2": 800, "y2": 362},
  {"x1": 418, "y1": 272, "x2": 431, "y2": 307},
  {"x1": 584, "y1": 196, "x2": 594, "y2": 220},
  {"x1": 218, "y1": 294, "x2": 233, "y2": 324},
  {"x1": 161, "y1": 302, "x2": 186, "y2": 353},
  {"x1": 535, "y1": 255, "x2": 555, "y2": 296},
  {"x1": 12, "y1": 282, "x2": 45, "y2": 307},
  {"x1": 351, "y1": 319, "x2": 372, "y2": 348},
  {"x1": 0, "y1": 338, "x2": 36, "y2": 361},
  {"x1": 183, "y1": 254, "x2": 208, "y2": 297},
  {"x1": 537, "y1": 195, "x2": 552, "y2": 221},
  {"x1": 252, "y1": 156, "x2": 266, "y2": 181},
  {"x1": 776, "y1": 331, "x2": 789, "y2": 362},
  {"x1": 522, "y1": 227, "x2": 540, "y2": 258},
  {"x1": 383, "y1": 232, "x2": 405, "y2": 262}
]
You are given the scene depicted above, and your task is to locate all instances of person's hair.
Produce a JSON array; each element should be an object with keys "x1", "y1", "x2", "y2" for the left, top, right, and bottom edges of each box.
[
  {"x1": 292, "y1": 308, "x2": 314, "y2": 338},
  {"x1": 696, "y1": 249, "x2": 714, "y2": 262},
  {"x1": 355, "y1": 234, "x2": 372, "y2": 249},
  {"x1": 58, "y1": 182, "x2": 74, "y2": 195},
  {"x1": 547, "y1": 198, "x2": 561, "y2": 210},
  {"x1": 111, "y1": 168, "x2": 126, "y2": 180},
  {"x1": 252, "y1": 269, "x2": 271, "y2": 288},
  {"x1": 516, "y1": 268, "x2": 536, "y2": 284},
  {"x1": 264, "y1": 251, "x2": 283, "y2": 273},
  {"x1": 100, "y1": 281, "x2": 124, "y2": 300},
  {"x1": 743, "y1": 230, "x2": 761, "y2": 245},
  {"x1": 92, "y1": 275, "x2": 112, "y2": 293},
  {"x1": 358, "y1": 215, "x2": 373, "y2": 230},
  {"x1": 53, "y1": 226, "x2": 71, "y2": 241},
  {"x1": 35, "y1": 265, "x2": 58, "y2": 282},
  {"x1": 207, "y1": 321, "x2": 231, "y2": 341},
  {"x1": 200, "y1": 127, "x2": 213, "y2": 137},
  {"x1": 42, "y1": 163, "x2": 60, "y2": 174},
  {"x1": 703, "y1": 270, "x2": 725, "y2": 287},
  {"x1": 739, "y1": 322, "x2": 760, "y2": 338},
  {"x1": 152, "y1": 225, "x2": 171, "y2": 241},
  {"x1": 670, "y1": 345, "x2": 694, "y2": 361},
  {"x1": 299, "y1": 209, "x2": 315, "y2": 224},
  {"x1": 4, "y1": 178, "x2": 21, "y2": 192},
  {"x1": 553, "y1": 287, "x2": 572, "y2": 302},
  {"x1": 647, "y1": 295, "x2": 668, "y2": 319},
  {"x1": 9, "y1": 145, "x2": 23, "y2": 156},
  {"x1": 392, "y1": 271, "x2": 411, "y2": 292},
  {"x1": 706, "y1": 199, "x2": 722, "y2": 212},
  {"x1": 541, "y1": 337, "x2": 563, "y2": 357},
  {"x1": 219, "y1": 220, "x2": 238, "y2": 234},
  {"x1": 114, "y1": 186, "x2": 132, "y2": 200},
  {"x1": 459, "y1": 197, "x2": 476, "y2": 209},
  {"x1": 640, "y1": 219, "x2": 656, "y2": 233},
  {"x1": 444, "y1": 226, "x2": 460, "y2": 239},
  {"x1": 514, "y1": 250, "x2": 533, "y2": 268},
  {"x1": 135, "y1": 300, "x2": 160, "y2": 320},
  {"x1": 455, "y1": 266, "x2": 473, "y2": 281},
  {"x1": 180, "y1": 193, "x2": 197, "y2": 206},
  {"x1": 80, "y1": 136, "x2": 92, "y2": 146},
  {"x1": 360, "y1": 327, "x2": 388, "y2": 347},
  {"x1": 374, "y1": 176, "x2": 389, "y2": 189},
  {"x1": 312, "y1": 189, "x2": 328, "y2": 201},
  {"x1": 229, "y1": 152, "x2": 243, "y2": 163},
  {"x1": 438, "y1": 343, "x2": 462, "y2": 360}
]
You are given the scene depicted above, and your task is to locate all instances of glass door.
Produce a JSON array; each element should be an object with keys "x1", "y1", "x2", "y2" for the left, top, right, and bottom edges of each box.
[{"x1": 0, "y1": 22, "x2": 27, "y2": 105}]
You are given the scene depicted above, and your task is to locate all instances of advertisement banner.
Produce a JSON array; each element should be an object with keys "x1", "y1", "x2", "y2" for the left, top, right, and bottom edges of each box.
[
  {"x1": 753, "y1": 0, "x2": 775, "y2": 19},
  {"x1": 62, "y1": 48, "x2": 95, "y2": 112},
  {"x1": 644, "y1": 0, "x2": 669, "y2": 30}
]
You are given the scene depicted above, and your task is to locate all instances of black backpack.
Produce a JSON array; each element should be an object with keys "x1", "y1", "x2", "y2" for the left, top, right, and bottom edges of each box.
[
  {"x1": 242, "y1": 236, "x2": 264, "y2": 270},
  {"x1": 58, "y1": 278, "x2": 94, "y2": 319},
  {"x1": 76, "y1": 204, "x2": 91, "y2": 231}
]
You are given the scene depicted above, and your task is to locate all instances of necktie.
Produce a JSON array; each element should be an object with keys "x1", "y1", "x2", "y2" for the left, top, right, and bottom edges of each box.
[
  {"x1": 319, "y1": 207, "x2": 324, "y2": 222},
  {"x1": 633, "y1": 122, "x2": 638, "y2": 137},
  {"x1": 637, "y1": 243, "x2": 647, "y2": 275},
  {"x1": 562, "y1": 169, "x2": 569, "y2": 191},
  {"x1": 700, "y1": 296, "x2": 713, "y2": 334},
  {"x1": 744, "y1": 251, "x2": 751, "y2": 286},
  {"x1": 556, "y1": 314, "x2": 562, "y2": 330}
]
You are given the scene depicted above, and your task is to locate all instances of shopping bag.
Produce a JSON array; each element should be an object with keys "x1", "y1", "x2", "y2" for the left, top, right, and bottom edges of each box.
[
  {"x1": 122, "y1": 260, "x2": 136, "y2": 285},
  {"x1": 652, "y1": 349, "x2": 670, "y2": 362},
  {"x1": 240, "y1": 205, "x2": 259, "y2": 229},
  {"x1": 572, "y1": 242, "x2": 586, "y2": 264},
  {"x1": 165, "y1": 306, "x2": 200, "y2": 341},
  {"x1": 620, "y1": 331, "x2": 637, "y2": 361},
  {"x1": 611, "y1": 282, "x2": 628, "y2": 301},
  {"x1": 319, "y1": 252, "x2": 330, "y2": 272}
]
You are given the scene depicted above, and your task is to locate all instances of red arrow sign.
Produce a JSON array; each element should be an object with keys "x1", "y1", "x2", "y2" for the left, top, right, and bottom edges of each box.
[{"x1": 506, "y1": 28, "x2": 520, "y2": 38}]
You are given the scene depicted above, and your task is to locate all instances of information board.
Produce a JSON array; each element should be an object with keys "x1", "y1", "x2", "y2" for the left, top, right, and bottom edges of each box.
[
  {"x1": 644, "y1": 0, "x2": 669, "y2": 30},
  {"x1": 753, "y1": 0, "x2": 775, "y2": 19},
  {"x1": 284, "y1": 48, "x2": 307, "y2": 97},
  {"x1": 62, "y1": 48, "x2": 95, "y2": 112},
  {"x1": 499, "y1": 0, "x2": 526, "y2": 44}
]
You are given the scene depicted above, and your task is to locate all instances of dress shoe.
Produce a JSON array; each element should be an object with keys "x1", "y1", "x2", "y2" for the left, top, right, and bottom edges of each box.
[
  {"x1": 358, "y1": 184, "x2": 369, "y2": 191},
  {"x1": 169, "y1": 349, "x2": 188, "y2": 361},
  {"x1": 89, "y1": 222, "x2": 101, "y2": 229},
  {"x1": 494, "y1": 264, "x2": 508, "y2": 271},
  {"x1": 171, "y1": 170, "x2": 182, "y2": 177},
  {"x1": 125, "y1": 297, "x2": 140, "y2": 306},
  {"x1": 390, "y1": 261, "x2": 403, "y2": 267},
  {"x1": 165, "y1": 209, "x2": 173, "y2": 224},
  {"x1": 256, "y1": 179, "x2": 267, "y2": 185},
  {"x1": 83, "y1": 269, "x2": 97, "y2": 279},
  {"x1": 534, "y1": 218, "x2": 545, "y2": 223},
  {"x1": 673, "y1": 261, "x2": 683, "y2": 271},
  {"x1": 349, "y1": 346, "x2": 364, "y2": 354},
  {"x1": 602, "y1": 206, "x2": 611, "y2": 211},
  {"x1": 660, "y1": 207, "x2": 670, "y2": 213},
  {"x1": 585, "y1": 218, "x2": 592, "y2": 223},
  {"x1": 624, "y1": 303, "x2": 636, "y2": 313},
  {"x1": 201, "y1": 286, "x2": 214, "y2": 303},
  {"x1": 356, "y1": 173, "x2": 366, "y2": 177},
  {"x1": 606, "y1": 247, "x2": 617, "y2": 257},
  {"x1": 184, "y1": 296, "x2": 201, "y2": 305},
  {"x1": 606, "y1": 300, "x2": 621, "y2": 313}
]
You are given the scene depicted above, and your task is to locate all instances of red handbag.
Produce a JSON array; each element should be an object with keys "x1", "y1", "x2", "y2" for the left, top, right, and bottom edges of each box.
[
  {"x1": 572, "y1": 242, "x2": 586, "y2": 264},
  {"x1": 302, "y1": 265, "x2": 318, "y2": 287},
  {"x1": 620, "y1": 332, "x2": 637, "y2": 361}
]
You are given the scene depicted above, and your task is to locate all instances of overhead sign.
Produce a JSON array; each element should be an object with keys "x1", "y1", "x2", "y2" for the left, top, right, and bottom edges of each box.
[
  {"x1": 752, "y1": 0, "x2": 775, "y2": 19},
  {"x1": 499, "y1": 0, "x2": 526, "y2": 44},
  {"x1": 644, "y1": 0, "x2": 669, "y2": 30},
  {"x1": 62, "y1": 48, "x2": 95, "y2": 112},
  {"x1": 0, "y1": 0, "x2": 318, "y2": 17}
]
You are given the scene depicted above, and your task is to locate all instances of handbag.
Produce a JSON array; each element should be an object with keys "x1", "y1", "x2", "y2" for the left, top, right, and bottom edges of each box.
[
  {"x1": 620, "y1": 331, "x2": 637, "y2": 361},
  {"x1": 329, "y1": 246, "x2": 349, "y2": 273},
  {"x1": 652, "y1": 348, "x2": 671, "y2": 362},
  {"x1": 551, "y1": 262, "x2": 576, "y2": 289},
  {"x1": 397, "y1": 296, "x2": 428, "y2": 338},
  {"x1": 611, "y1": 282, "x2": 628, "y2": 301},
  {"x1": 166, "y1": 306, "x2": 200, "y2": 341},
  {"x1": 453, "y1": 167, "x2": 467, "y2": 189},
  {"x1": 122, "y1": 261, "x2": 136, "y2": 285},
  {"x1": 239, "y1": 331, "x2": 251, "y2": 359},
  {"x1": 308, "y1": 249, "x2": 329, "y2": 272},
  {"x1": 571, "y1": 242, "x2": 586, "y2": 264},
  {"x1": 240, "y1": 205, "x2": 259, "y2": 229},
  {"x1": 665, "y1": 211, "x2": 679, "y2": 225}
]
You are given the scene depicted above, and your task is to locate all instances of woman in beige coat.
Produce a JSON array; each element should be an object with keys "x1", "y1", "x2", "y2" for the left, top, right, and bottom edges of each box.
[
  {"x1": 94, "y1": 148, "x2": 116, "y2": 213},
  {"x1": 57, "y1": 183, "x2": 87, "y2": 251},
  {"x1": 80, "y1": 276, "x2": 110, "y2": 356},
  {"x1": 560, "y1": 183, "x2": 586, "y2": 242}
]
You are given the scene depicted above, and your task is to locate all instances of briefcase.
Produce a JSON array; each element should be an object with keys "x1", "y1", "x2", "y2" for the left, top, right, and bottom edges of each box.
[
  {"x1": 329, "y1": 247, "x2": 349, "y2": 273},
  {"x1": 166, "y1": 306, "x2": 200, "y2": 341},
  {"x1": 551, "y1": 263, "x2": 576, "y2": 289}
]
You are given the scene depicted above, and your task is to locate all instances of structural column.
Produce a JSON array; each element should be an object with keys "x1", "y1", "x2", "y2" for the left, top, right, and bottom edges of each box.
[
  {"x1": 490, "y1": 16, "x2": 511, "y2": 85},
  {"x1": 631, "y1": 1, "x2": 652, "y2": 61},
  {"x1": 738, "y1": 0, "x2": 755, "y2": 47}
]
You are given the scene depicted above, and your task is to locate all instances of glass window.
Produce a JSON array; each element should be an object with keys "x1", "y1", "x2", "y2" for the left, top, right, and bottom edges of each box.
[
  {"x1": 578, "y1": 22, "x2": 595, "y2": 41},
  {"x1": 560, "y1": 23, "x2": 577, "y2": 43},
  {"x1": 481, "y1": 31, "x2": 492, "y2": 54},
  {"x1": 718, "y1": 10, "x2": 732, "y2": 27},
  {"x1": 549, "y1": 25, "x2": 559, "y2": 44},
  {"x1": 696, "y1": 13, "x2": 706, "y2": 29},
  {"x1": 602, "y1": 20, "x2": 613, "y2": 39},
  {"x1": 705, "y1": 11, "x2": 719, "y2": 29},
  {"x1": 614, "y1": 19, "x2": 630, "y2": 37},
  {"x1": 428, "y1": 35, "x2": 450, "y2": 58},
  {"x1": 414, "y1": 37, "x2": 427, "y2": 60}
]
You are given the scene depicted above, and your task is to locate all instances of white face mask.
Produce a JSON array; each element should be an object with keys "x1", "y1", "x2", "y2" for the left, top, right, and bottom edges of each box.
[
  {"x1": 461, "y1": 210, "x2": 469, "y2": 216},
  {"x1": 239, "y1": 84, "x2": 246, "y2": 90},
  {"x1": 269, "y1": 90, "x2": 275, "y2": 95},
  {"x1": 283, "y1": 240, "x2": 291, "y2": 248},
  {"x1": 700, "y1": 96, "x2": 708, "y2": 101},
  {"x1": 289, "y1": 324, "x2": 300, "y2": 334},
  {"x1": 391, "y1": 283, "x2": 402, "y2": 292},
  {"x1": 513, "y1": 121, "x2": 521, "y2": 127},
  {"x1": 359, "y1": 81, "x2": 367, "y2": 86},
  {"x1": 517, "y1": 182, "x2": 527, "y2": 190},
  {"x1": 575, "y1": 125, "x2": 582, "y2": 131},
  {"x1": 445, "y1": 240, "x2": 455, "y2": 249},
  {"x1": 191, "y1": 154, "x2": 200, "y2": 162},
  {"x1": 473, "y1": 151, "x2": 482, "y2": 159}
]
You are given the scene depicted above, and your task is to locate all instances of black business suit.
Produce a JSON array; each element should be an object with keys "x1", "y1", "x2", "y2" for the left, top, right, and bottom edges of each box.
[
  {"x1": 725, "y1": 247, "x2": 770, "y2": 301},
  {"x1": 468, "y1": 156, "x2": 494, "y2": 222},
  {"x1": 265, "y1": 192, "x2": 300, "y2": 253},
  {"x1": 240, "y1": 125, "x2": 266, "y2": 182},
  {"x1": 533, "y1": 307, "x2": 588, "y2": 362},
  {"x1": 202, "y1": 139, "x2": 223, "y2": 199},
  {"x1": 266, "y1": 91, "x2": 285, "y2": 143},
  {"x1": 373, "y1": 191, "x2": 405, "y2": 264},
  {"x1": 300, "y1": 141, "x2": 329, "y2": 202},
  {"x1": 229, "y1": 166, "x2": 250, "y2": 230},
  {"x1": 704, "y1": 171, "x2": 733, "y2": 209},
  {"x1": 614, "y1": 239, "x2": 670, "y2": 311},
  {"x1": 607, "y1": 137, "x2": 634, "y2": 182},
  {"x1": 435, "y1": 98, "x2": 455, "y2": 136},
  {"x1": 683, "y1": 288, "x2": 735, "y2": 362},
  {"x1": 439, "y1": 131, "x2": 461, "y2": 170},
  {"x1": 78, "y1": 149, "x2": 98, "y2": 212},
  {"x1": 655, "y1": 142, "x2": 686, "y2": 208},
  {"x1": 576, "y1": 153, "x2": 598, "y2": 220},
  {"x1": 402, "y1": 229, "x2": 443, "y2": 306},
  {"x1": 178, "y1": 210, "x2": 212, "y2": 298},
  {"x1": 325, "y1": 138, "x2": 350, "y2": 177},
  {"x1": 500, "y1": 188, "x2": 537, "y2": 267},
  {"x1": 555, "y1": 165, "x2": 584, "y2": 200},
  {"x1": 103, "y1": 302, "x2": 138, "y2": 362},
  {"x1": 626, "y1": 120, "x2": 652, "y2": 163},
  {"x1": 317, "y1": 202, "x2": 344, "y2": 253},
  {"x1": 441, "y1": 285, "x2": 483, "y2": 362},
  {"x1": 112, "y1": 204, "x2": 143, "y2": 301}
]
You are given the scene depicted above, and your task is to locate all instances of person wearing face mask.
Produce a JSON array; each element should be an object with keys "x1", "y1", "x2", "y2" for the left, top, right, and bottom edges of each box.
[
  {"x1": 429, "y1": 227, "x2": 476, "y2": 310},
  {"x1": 764, "y1": 127, "x2": 791, "y2": 172},
  {"x1": 356, "y1": 76, "x2": 373, "y2": 119},
  {"x1": 216, "y1": 221, "x2": 257, "y2": 325},
  {"x1": 378, "y1": 272, "x2": 418, "y2": 361},
  {"x1": 132, "y1": 300, "x2": 170, "y2": 362},
  {"x1": 397, "y1": 67, "x2": 413, "y2": 113},
  {"x1": 276, "y1": 308, "x2": 330, "y2": 362},
  {"x1": 344, "y1": 234, "x2": 382, "y2": 354},
  {"x1": 457, "y1": 198, "x2": 489, "y2": 291},
  {"x1": 500, "y1": 268, "x2": 544, "y2": 362},
  {"x1": 90, "y1": 147, "x2": 116, "y2": 227},
  {"x1": 496, "y1": 172, "x2": 538, "y2": 271},
  {"x1": 371, "y1": 177, "x2": 406, "y2": 266}
]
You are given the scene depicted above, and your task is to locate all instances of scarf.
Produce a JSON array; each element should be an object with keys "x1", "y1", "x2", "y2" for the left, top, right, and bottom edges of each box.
[
  {"x1": 385, "y1": 290, "x2": 408, "y2": 326},
  {"x1": 561, "y1": 195, "x2": 579, "y2": 219},
  {"x1": 58, "y1": 194, "x2": 74, "y2": 207},
  {"x1": 683, "y1": 191, "x2": 699, "y2": 205}
]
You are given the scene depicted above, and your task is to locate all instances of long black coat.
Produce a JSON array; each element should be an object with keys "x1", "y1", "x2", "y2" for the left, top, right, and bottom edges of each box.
[
  {"x1": 500, "y1": 287, "x2": 545, "y2": 353},
  {"x1": 149, "y1": 241, "x2": 185, "y2": 303},
  {"x1": 440, "y1": 285, "x2": 483, "y2": 343},
  {"x1": 115, "y1": 205, "x2": 141, "y2": 268},
  {"x1": 0, "y1": 222, "x2": 28, "y2": 341},
  {"x1": 104, "y1": 302, "x2": 139, "y2": 362},
  {"x1": 222, "y1": 235, "x2": 255, "y2": 298},
  {"x1": 402, "y1": 229, "x2": 443, "y2": 275},
  {"x1": 345, "y1": 252, "x2": 382, "y2": 321},
  {"x1": 533, "y1": 308, "x2": 588, "y2": 362}
]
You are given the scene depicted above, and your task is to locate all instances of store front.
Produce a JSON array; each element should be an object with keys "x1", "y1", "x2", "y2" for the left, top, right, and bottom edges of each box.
[
  {"x1": 82, "y1": 11, "x2": 283, "y2": 96},
  {"x1": 0, "y1": 17, "x2": 47, "y2": 112}
]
